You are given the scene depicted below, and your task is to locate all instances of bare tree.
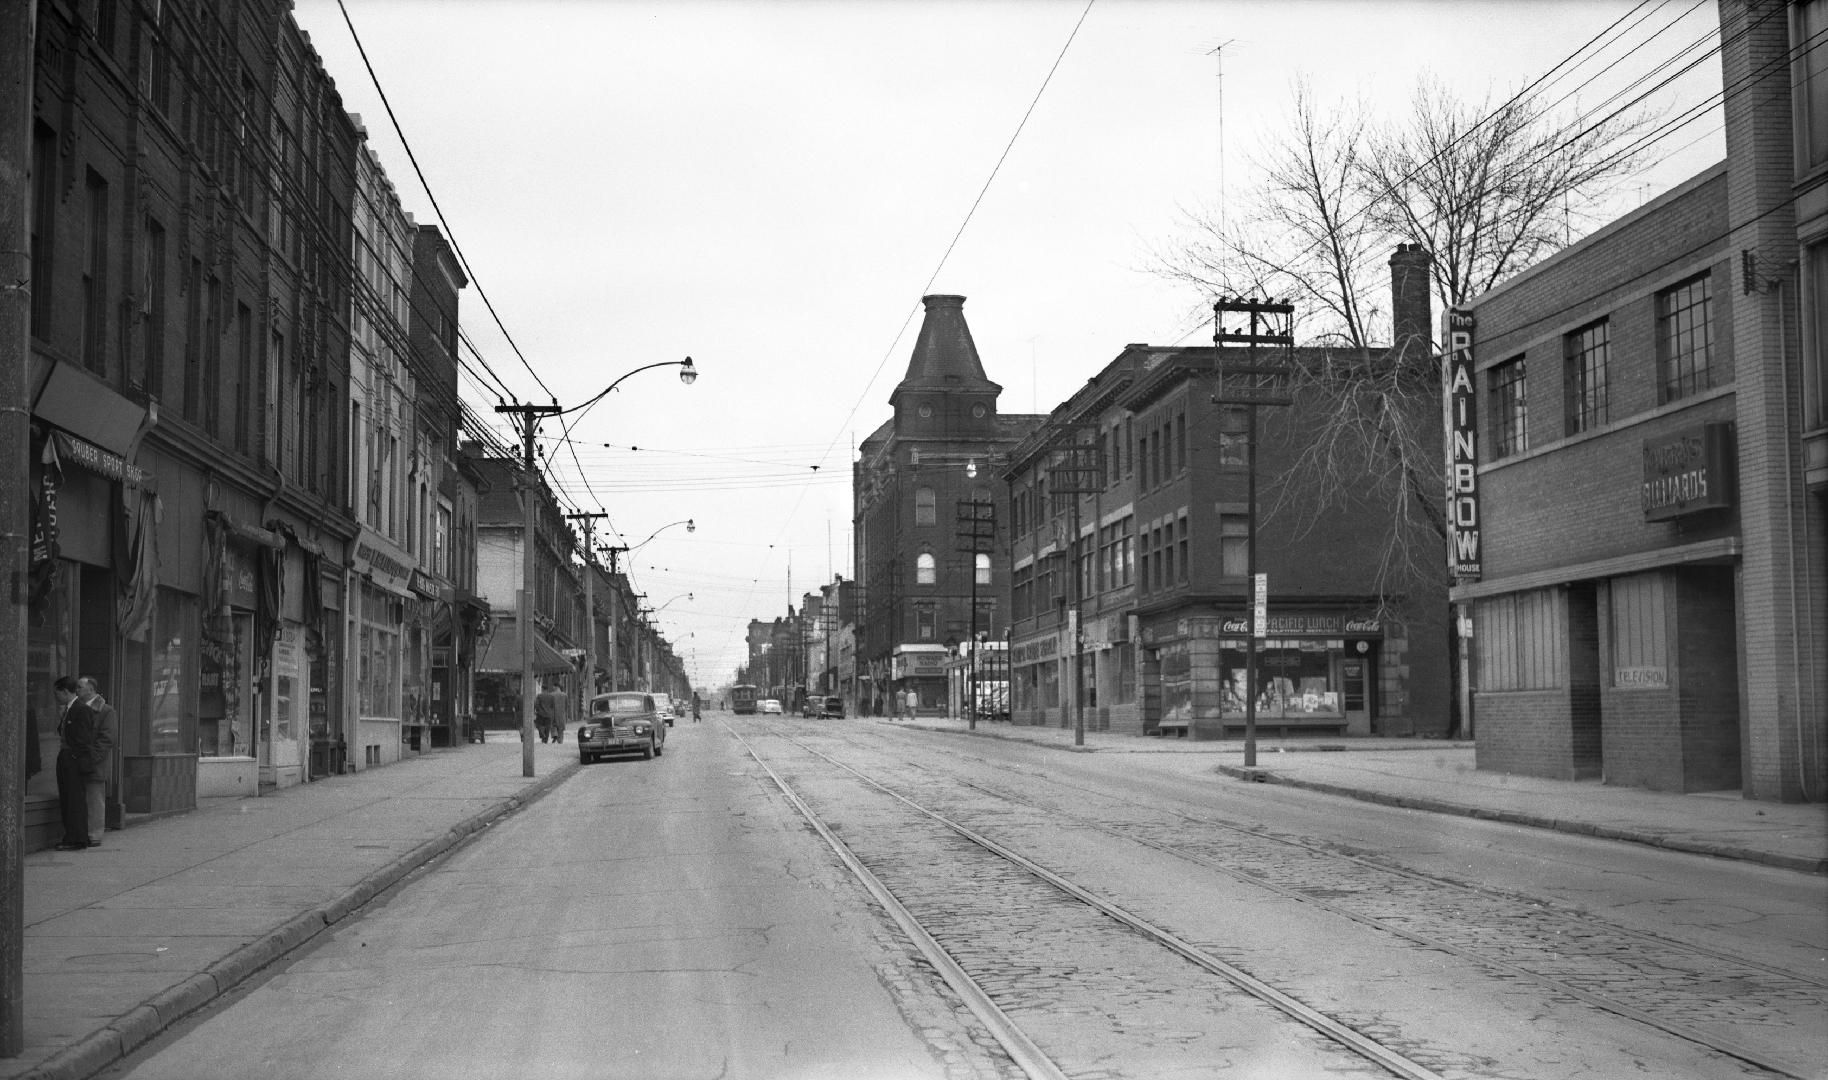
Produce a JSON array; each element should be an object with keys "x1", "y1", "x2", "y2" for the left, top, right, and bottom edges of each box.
[{"x1": 1156, "y1": 76, "x2": 1656, "y2": 602}]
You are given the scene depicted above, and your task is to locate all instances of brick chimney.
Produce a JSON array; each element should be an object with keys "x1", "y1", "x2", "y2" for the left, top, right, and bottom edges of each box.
[{"x1": 1389, "y1": 244, "x2": 1433, "y2": 358}]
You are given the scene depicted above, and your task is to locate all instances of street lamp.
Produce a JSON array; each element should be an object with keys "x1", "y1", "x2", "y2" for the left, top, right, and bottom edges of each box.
[
  {"x1": 653, "y1": 591, "x2": 694, "y2": 614},
  {"x1": 495, "y1": 358, "x2": 698, "y2": 777}
]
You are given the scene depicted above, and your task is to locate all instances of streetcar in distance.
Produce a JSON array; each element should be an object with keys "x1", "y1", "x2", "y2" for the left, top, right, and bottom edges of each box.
[{"x1": 731, "y1": 684, "x2": 758, "y2": 715}]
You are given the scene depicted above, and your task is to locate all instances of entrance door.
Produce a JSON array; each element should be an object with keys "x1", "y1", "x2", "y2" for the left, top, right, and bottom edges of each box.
[
  {"x1": 262, "y1": 625, "x2": 304, "y2": 787},
  {"x1": 1342, "y1": 654, "x2": 1371, "y2": 734}
]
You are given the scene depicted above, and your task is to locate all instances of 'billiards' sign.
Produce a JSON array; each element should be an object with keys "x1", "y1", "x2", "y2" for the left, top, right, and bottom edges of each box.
[{"x1": 1641, "y1": 423, "x2": 1733, "y2": 521}]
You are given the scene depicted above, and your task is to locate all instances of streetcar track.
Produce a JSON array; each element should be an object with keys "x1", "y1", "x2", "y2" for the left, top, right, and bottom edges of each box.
[
  {"x1": 934, "y1": 751, "x2": 1828, "y2": 993},
  {"x1": 746, "y1": 720, "x2": 1823, "y2": 1080},
  {"x1": 729, "y1": 719, "x2": 1453, "y2": 1080}
]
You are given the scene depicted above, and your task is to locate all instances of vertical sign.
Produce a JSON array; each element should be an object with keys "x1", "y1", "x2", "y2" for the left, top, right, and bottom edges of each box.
[
  {"x1": 1252, "y1": 573, "x2": 1268, "y2": 638},
  {"x1": 1442, "y1": 307, "x2": 1482, "y2": 581}
]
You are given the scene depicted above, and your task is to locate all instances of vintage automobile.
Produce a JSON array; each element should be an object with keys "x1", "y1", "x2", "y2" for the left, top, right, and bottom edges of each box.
[
  {"x1": 801, "y1": 695, "x2": 844, "y2": 719},
  {"x1": 577, "y1": 691, "x2": 667, "y2": 763},
  {"x1": 758, "y1": 698, "x2": 784, "y2": 715}
]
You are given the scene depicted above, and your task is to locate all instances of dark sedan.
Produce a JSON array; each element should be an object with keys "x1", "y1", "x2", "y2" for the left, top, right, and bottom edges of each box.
[{"x1": 577, "y1": 691, "x2": 667, "y2": 763}]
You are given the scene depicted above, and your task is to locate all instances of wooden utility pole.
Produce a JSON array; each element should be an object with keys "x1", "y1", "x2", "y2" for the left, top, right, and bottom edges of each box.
[
  {"x1": 1, "y1": 0, "x2": 37, "y2": 1056},
  {"x1": 495, "y1": 402, "x2": 561, "y2": 777},
  {"x1": 1212, "y1": 298, "x2": 1294, "y2": 768},
  {"x1": 566, "y1": 513, "x2": 606, "y2": 708}
]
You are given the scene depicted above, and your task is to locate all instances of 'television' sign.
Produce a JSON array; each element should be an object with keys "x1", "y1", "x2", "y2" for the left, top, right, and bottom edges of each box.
[
  {"x1": 1641, "y1": 423, "x2": 1733, "y2": 521},
  {"x1": 1442, "y1": 308, "x2": 1481, "y2": 580}
]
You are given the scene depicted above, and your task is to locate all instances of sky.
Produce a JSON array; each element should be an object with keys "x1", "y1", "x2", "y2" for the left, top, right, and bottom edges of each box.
[{"x1": 289, "y1": 0, "x2": 1726, "y2": 689}]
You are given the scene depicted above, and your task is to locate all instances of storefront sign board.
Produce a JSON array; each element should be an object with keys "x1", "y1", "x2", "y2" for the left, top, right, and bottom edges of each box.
[
  {"x1": 1442, "y1": 308, "x2": 1481, "y2": 581},
  {"x1": 1641, "y1": 423, "x2": 1733, "y2": 521}
]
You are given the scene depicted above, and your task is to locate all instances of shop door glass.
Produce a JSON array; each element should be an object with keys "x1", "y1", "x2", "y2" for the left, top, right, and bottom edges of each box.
[{"x1": 1343, "y1": 657, "x2": 1368, "y2": 729}]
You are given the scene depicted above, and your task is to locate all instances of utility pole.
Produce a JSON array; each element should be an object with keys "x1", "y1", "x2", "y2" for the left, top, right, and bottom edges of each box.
[
  {"x1": 1047, "y1": 437, "x2": 1103, "y2": 747},
  {"x1": 956, "y1": 498, "x2": 995, "y2": 730},
  {"x1": 566, "y1": 513, "x2": 606, "y2": 712},
  {"x1": 1211, "y1": 298, "x2": 1294, "y2": 767},
  {"x1": 495, "y1": 402, "x2": 561, "y2": 778},
  {"x1": 2, "y1": 1, "x2": 37, "y2": 1056}
]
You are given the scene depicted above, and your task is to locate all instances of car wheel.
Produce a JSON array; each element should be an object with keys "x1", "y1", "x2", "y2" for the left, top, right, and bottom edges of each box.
[
  {"x1": 642, "y1": 739, "x2": 654, "y2": 760},
  {"x1": 579, "y1": 752, "x2": 591, "y2": 765},
  {"x1": 655, "y1": 740, "x2": 664, "y2": 757}
]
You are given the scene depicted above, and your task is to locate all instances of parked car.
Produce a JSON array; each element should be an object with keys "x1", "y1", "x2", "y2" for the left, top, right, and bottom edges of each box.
[
  {"x1": 802, "y1": 695, "x2": 844, "y2": 719},
  {"x1": 578, "y1": 691, "x2": 667, "y2": 763},
  {"x1": 758, "y1": 698, "x2": 784, "y2": 715}
]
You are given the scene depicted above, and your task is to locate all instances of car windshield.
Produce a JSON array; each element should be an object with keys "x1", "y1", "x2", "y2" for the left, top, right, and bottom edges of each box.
[{"x1": 592, "y1": 695, "x2": 650, "y2": 717}]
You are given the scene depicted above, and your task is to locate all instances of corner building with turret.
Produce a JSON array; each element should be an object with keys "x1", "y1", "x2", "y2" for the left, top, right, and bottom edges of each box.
[{"x1": 852, "y1": 296, "x2": 1045, "y2": 716}]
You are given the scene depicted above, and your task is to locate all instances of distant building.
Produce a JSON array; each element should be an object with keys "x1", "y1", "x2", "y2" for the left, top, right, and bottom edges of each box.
[{"x1": 852, "y1": 296, "x2": 1044, "y2": 716}]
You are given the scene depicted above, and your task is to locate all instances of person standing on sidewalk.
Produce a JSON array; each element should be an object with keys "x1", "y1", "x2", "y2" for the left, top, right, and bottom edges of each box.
[
  {"x1": 535, "y1": 681, "x2": 566, "y2": 743},
  {"x1": 52, "y1": 675, "x2": 97, "y2": 850},
  {"x1": 78, "y1": 676, "x2": 117, "y2": 846}
]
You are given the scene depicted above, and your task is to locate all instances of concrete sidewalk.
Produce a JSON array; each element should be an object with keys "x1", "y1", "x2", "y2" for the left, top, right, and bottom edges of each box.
[
  {"x1": 884, "y1": 715, "x2": 1828, "y2": 876},
  {"x1": 4, "y1": 739, "x2": 579, "y2": 1080}
]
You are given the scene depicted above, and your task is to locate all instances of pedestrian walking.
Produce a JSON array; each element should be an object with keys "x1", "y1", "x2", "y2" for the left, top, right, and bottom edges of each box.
[
  {"x1": 52, "y1": 675, "x2": 97, "y2": 850},
  {"x1": 78, "y1": 676, "x2": 116, "y2": 846},
  {"x1": 535, "y1": 680, "x2": 566, "y2": 743}
]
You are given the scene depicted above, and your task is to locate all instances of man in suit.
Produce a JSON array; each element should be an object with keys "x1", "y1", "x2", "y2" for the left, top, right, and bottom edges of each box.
[
  {"x1": 78, "y1": 676, "x2": 117, "y2": 846},
  {"x1": 53, "y1": 675, "x2": 96, "y2": 850}
]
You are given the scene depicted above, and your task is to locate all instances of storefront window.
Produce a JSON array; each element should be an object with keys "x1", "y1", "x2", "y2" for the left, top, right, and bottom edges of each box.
[
  {"x1": 25, "y1": 563, "x2": 78, "y2": 797},
  {"x1": 1160, "y1": 644, "x2": 1192, "y2": 727},
  {"x1": 199, "y1": 614, "x2": 254, "y2": 757},
  {"x1": 1114, "y1": 643, "x2": 1136, "y2": 704},
  {"x1": 358, "y1": 583, "x2": 402, "y2": 718},
  {"x1": 1039, "y1": 659, "x2": 1060, "y2": 708},
  {"x1": 1220, "y1": 639, "x2": 1343, "y2": 718},
  {"x1": 150, "y1": 590, "x2": 197, "y2": 754}
]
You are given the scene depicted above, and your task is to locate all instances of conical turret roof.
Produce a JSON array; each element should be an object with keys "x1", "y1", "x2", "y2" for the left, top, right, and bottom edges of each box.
[{"x1": 892, "y1": 295, "x2": 1001, "y2": 401}]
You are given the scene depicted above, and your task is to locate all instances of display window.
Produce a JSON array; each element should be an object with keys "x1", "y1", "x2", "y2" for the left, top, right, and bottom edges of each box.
[
  {"x1": 199, "y1": 613, "x2": 255, "y2": 757},
  {"x1": 150, "y1": 589, "x2": 198, "y2": 755},
  {"x1": 358, "y1": 583, "x2": 403, "y2": 719},
  {"x1": 1219, "y1": 639, "x2": 1344, "y2": 719}
]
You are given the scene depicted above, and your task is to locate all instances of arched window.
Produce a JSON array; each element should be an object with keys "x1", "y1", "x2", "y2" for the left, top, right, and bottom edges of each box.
[
  {"x1": 975, "y1": 552, "x2": 991, "y2": 585},
  {"x1": 916, "y1": 552, "x2": 937, "y2": 584},
  {"x1": 915, "y1": 486, "x2": 936, "y2": 525}
]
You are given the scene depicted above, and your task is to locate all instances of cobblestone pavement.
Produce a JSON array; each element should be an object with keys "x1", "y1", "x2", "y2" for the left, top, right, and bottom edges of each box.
[{"x1": 739, "y1": 718, "x2": 1826, "y2": 1080}]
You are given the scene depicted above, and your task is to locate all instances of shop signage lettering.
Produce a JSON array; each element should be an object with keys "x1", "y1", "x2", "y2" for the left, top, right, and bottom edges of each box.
[
  {"x1": 1442, "y1": 308, "x2": 1482, "y2": 581},
  {"x1": 1614, "y1": 666, "x2": 1668, "y2": 688},
  {"x1": 1216, "y1": 614, "x2": 1379, "y2": 636},
  {"x1": 1012, "y1": 635, "x2": 1060, "y2": 665},
  {"x1": 52, "y1": 430, "x2": 149, "y2": 487},
  {"x1": 1641, "y1": 424, "x2": 1733, "y2": 521}
]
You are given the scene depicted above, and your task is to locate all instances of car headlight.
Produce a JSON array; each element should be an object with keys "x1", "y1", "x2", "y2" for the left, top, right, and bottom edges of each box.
[
  {"x1": 632, "y1": 724, "x2": 650, "y2": 735},
  {"x1": 578, "y1": 726, "x2": 595, "y2": 740}
]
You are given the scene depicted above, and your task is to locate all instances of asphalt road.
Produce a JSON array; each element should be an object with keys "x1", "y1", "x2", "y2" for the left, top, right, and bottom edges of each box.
[
  {"x1": 103, "y1": 719, "x2": 1008, "y2": 1080},
  {"x1": 103, "y1": 716, "x2": 1827, "y2": 1080}
]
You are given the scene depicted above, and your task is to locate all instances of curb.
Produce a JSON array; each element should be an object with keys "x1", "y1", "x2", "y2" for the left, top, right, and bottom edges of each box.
[
  {"x1": 1215, "y1": 765, "x2": 1828, "y2": 876},
  {"x1": 14, "y1": 758, "x2": 580, "y2": 1080}
]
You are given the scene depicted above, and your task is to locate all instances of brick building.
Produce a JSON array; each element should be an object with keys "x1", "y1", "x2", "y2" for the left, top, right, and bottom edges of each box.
[
  {"x1": 853, "y1": 295, "x2": 1044, "y2": 716},
  {"x1": 1455, "y1": 0, "x2": 1826, "y2": 802},
  {"x1": 1003, "y1": 252, "x2": 1450, "y2": 740}
]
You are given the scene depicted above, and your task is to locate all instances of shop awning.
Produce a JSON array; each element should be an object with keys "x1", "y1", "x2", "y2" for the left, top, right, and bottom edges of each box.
[{"x1": 476, "y1": 623, "x2": 574, "y2": 674}]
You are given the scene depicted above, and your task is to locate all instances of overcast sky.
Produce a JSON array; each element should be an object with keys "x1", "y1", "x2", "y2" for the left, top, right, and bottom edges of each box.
[{"x1": 290, "y1": 0, "x2": 1724, "y2": 688}]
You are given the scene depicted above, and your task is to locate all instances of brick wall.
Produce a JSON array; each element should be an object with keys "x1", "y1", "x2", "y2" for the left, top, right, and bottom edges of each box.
[{"x1": 1473, "y1": 690, "x2": 1575, "y2": 778}]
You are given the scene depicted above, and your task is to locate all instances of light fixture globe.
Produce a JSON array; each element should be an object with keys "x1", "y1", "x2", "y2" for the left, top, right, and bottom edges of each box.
[{"x1": 678, "y1": 357, "x2": 698, "y2": 385}]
